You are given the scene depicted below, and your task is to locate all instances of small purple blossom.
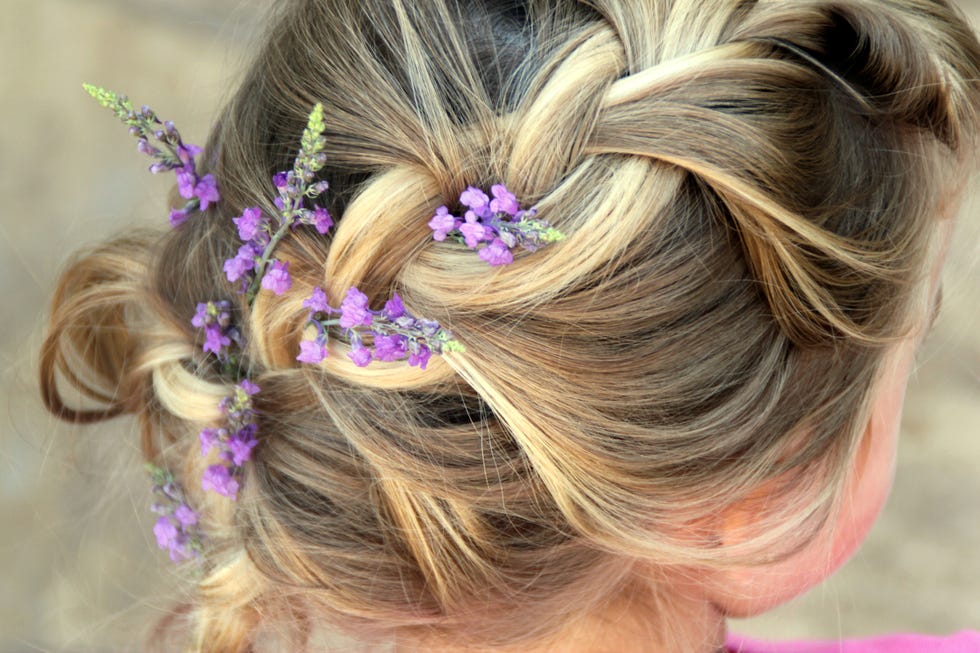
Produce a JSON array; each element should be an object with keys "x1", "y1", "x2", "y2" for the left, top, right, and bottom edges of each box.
[
  {"x1": 490, "y1": 184, "x2": 520, "y2": 216},
  {"x1": 373, "y1": 334, "x2": 408, "y2": 362},
  {"x1": 137, "y1": 139, "x2": 160, "y2": 157},
  {"x1": 224, "y1": 244, "x2": 257, "y2": 283},
  {"x1": 339, "y1": 287, "x2": 373, "y2": 329},
  {"x1": 459, "y1": 186, "x2": 491, "y2": 218},
  {"x1": 192, "y1": 303, "x2": 210, "y2": 328},
  {"x1": 167, "y1": 536, "x2": 196, "y2": 563},
  {"x1": 194, "y1": 175, "x2": 220, "y2": 211},
  {"x1": 313, "y1": 206, "x2": 333, "y2": 234},
  {"x1": 297, "y1": 339, "x2": 328, "y2": 364},
  {"x1": 349, "y1": 345, "x2": 373, "y2": 368},
  {"x1": 202, "y1": 464, "x2": 239, "y2": 499},
  {"x1": 239, "y1": 379, "x2": 260, "y2": 396},
  {"x1": 177, "y1": 143, "x2": 202, "y2": 165},
  {"x1": 428, "y1": 206, "x2": 458, "y2": 241},
  {"x1": 233, "y1": 207, "x2": 265, "y2": 241},
  {"x1": 408, "y1": 343, "x2": 432, "y2": 370},
  {"x1": 303, "y1": 287, "x2": 331, "y2": 314},
  {"x1": 200, "y1": 427, "x2": 222, "y2": 457},
  {"x1": 169, "y1": 208, "x2": 189, "y2": 227},
  {"x1": 272, "y1": 172, "x2": 288, "y2": 189},
  {"x1": 478, "y1": 239, "x2": 514, "y2": 266},
  {"x1": 203, "y1": 324, "x2": 231, "y2": 356},
  {"x1": 176, "y1": 168, "x2": 196, "y2": 199},
  {"x1": 459, "y1": 215, "x2": 488, "y2": 249},
  {"x1": 261, "y1": 260, "x2": 292, "y2": 295},
  {"x1": 384, "y1": 294, "x2": 405, "y2": 320},
  {"x1": 153, "y1": 516, "x2": 179, "y2": 549},
  {"x1": 227, "y1": 430, "x2": 259, "y2": 467},
  {"x1": 174, "y1": 504, "x2": 199, "y2": 527}
]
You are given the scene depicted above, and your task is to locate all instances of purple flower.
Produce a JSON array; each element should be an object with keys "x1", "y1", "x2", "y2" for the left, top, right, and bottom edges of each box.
[
  {"x1": 167, "y1": 536, "x2": 195, "y2": 563},
  {"x1": 194, "y1": 174, "x2": 220, "y2": 211},
  {"x1": 137, "y1": 139, "x2": 160, "y2": 157},
  {"x1": 192, "y1": 303, "x2": 210, "y2": 328},
  {"x1": 233, "y1": 207, "x2": 265, "y2": 242},
  {"x1": 203, "y1": 324, "x2": 231, "y2": 356},
  {"x1": 339, "y1": 287, "x2": 373, "y2": 329},
  {"x1": 177, "y1": 143, "x2": 202, "y2": 166},
  {"x1": 348, "y1": 345, "x2": 373, "y2": 368},
  {"x1": 168, "y1": 208, "x2": 189, "y2": 228},
  {"x1": 174, "y1": 504, "x2": 199, "y2": 527},
  {"x1": 384, "y1": 294, "x2": 405, "y2": 320},
  {"x1": 153, "y1": 516, "x2": 179, "y2": 549},
  {"x1": 459, "y1": 186, "x2": 491, "y2": 218},
  {"x1": 478, "y1": 239, "x2": 514, "y2": 266},
  {"x1": 202, "y1": 465, "x2": 239, "y2": 499},
  {"x1": 272, "y1": 172, "x2": 288, "y2": 189},
  {"x1": 428, "y1": 206, "x2": 458, "y2": 241},
  {"x1": 459, "y1": 215, "x2": 488, "y2": 249},
  {"x1": 176, "y1": 168, "x2": 197, "y2": 199},
  {"x1": 313, "y1": 206, "x2": 333, "y2": 234},
  {"x1": 239, "y1": 379, "x2": 260, "y2": 396},
  {"x1": 227, "y1": 431, "x2": 258, "y2": 467},
  {"x1": 199, "y1": 427, "x2": 222, "y2": 457},
  {"x1": 373, "y1": 334, "x2": 408, "y2": 362},
  {"x1": 224, "y1": 244, "x2": 257, "y2": 283},
  {"x1": 297, "y1": 339, "x2": 328, "y2": 364},
  {"x1": 408, "y1": 343, "x2": 432, "y2": 370},
  {"x1": 261, "y1": 260, "x2": 292, "y2": 295},
  {"x1": 303, "y1": 287, "x2": 331, "y2": 314},
  {"x1": 490, "y1": 184, "x2": 520, "y2": 216}
]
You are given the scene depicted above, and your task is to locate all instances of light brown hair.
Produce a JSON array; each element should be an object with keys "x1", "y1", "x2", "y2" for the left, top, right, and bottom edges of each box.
[{"x1": 40, "y1": 1, "x2": 980, "y2": 651}]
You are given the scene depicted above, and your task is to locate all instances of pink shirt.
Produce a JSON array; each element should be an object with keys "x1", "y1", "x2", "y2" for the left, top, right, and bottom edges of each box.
[{"x1": 726, "y1": 631, "x2": 980, "y2": 652}]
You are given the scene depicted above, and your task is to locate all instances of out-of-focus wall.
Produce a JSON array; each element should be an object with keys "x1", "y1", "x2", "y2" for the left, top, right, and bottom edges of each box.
[{"x1": 1, "y1": 1, "x2": 977, "y2": 651}]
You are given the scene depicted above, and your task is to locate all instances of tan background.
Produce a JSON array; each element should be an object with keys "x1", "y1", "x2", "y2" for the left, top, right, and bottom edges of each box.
[{"x1": 1, "y1": 1, "x2": 978, "y2": 651}]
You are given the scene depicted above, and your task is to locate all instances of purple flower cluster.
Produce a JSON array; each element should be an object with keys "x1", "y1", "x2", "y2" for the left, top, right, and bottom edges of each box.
[
  {"x1": 199, "y1": 380, "x2": 260, "y2": 500},
  {"x1": 298, "y1": 287, "x2": 464, "y2": 370},
  {"x1": 222, "y1": 104, "x2": 332, "y2": 304},
  {"x1": 428, "y1": 184, "x2": 564, "y2": 265},
  {"x1": 190, "y1": 303, "x2": 258, "y2": 500},
  {"x1": 191, "y1": 301, "x2": 240, "y2": 360},
  {"x1": 83, "y1": 84, "x2": 219, "y2": 228},
  {"x1": 90, "y1": 90, "x2": 479, "y2": 566},
  {"x1": 147, "y1": 463, "x2": 202, "y2": 563}
]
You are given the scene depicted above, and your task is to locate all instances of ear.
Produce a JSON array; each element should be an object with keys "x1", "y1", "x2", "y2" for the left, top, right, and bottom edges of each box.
[{"x1": 700, "y1": 336, "x2": 918, "y2": 618}]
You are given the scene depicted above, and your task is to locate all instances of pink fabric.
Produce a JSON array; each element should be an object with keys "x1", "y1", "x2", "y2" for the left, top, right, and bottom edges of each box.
[{"x1": 726, "y1": 631, "x2": 980, "y2": 653}]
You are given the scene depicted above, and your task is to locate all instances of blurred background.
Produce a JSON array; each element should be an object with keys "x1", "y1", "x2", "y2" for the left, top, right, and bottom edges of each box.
[{"x1": 1, "y1": 0, "x2": 978, "y2": 651}]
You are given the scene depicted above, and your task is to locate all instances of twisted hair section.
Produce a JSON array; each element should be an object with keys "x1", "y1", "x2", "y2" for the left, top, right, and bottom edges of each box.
[{"x1": 40, "y1": 0, "x2": 980, "y2": 650}]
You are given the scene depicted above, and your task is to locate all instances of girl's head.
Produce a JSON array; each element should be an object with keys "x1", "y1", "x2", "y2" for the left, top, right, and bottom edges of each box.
[{"x1": 40, "y1": 1, "x2": 980, "y2": 651}]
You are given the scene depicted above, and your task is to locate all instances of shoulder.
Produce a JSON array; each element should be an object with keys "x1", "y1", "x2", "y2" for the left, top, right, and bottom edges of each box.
[{"x1": 726, "y1": 631, "x2": 980, "y2": 653}]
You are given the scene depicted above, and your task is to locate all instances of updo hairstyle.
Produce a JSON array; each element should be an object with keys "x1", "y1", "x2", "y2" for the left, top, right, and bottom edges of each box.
[{"x1": 40, "y1": 1, "x2": 980, "y2": 651}]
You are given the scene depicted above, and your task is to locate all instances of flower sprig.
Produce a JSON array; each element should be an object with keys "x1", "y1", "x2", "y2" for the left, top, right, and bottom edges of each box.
[
  {"x1": 88, "y1": 89, "x2": 468, "y2": 565},
  {"x1": 297, "y1": 287, "x2": 464, "y2": 369},
  {"x1": 428, "y1": 184, "x2": 563, "y2": 265},
  {"x1": 147, "y1": 463, "x2": 203, "y2": 563},
  {"x1": 223, "y1": 103, "x2": 333, "y2": 305},
  {"x1": 84, "y1": 84, "x2": 219, "y2": 226},
  {"x1": 191, "y1": 300, "x2": 241, "y2": 373},
  {"x1": 198, "y1": 380, "x2": 260, "y2": 500}
]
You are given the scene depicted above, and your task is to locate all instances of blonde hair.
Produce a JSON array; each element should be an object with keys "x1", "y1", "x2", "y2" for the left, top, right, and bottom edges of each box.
[{"x1": 40, "y1": 0, "x2": 980, "y2": 651}]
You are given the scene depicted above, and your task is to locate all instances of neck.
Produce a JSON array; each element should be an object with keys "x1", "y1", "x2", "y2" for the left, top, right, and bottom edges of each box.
[{"x1": 397, "y1": 568, "x2": 729, "y2": 653}]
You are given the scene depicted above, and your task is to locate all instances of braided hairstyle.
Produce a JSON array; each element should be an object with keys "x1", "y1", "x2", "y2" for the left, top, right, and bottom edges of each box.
[{"x1": 40, "y1": 1, "x2": 980, "y2": 651}]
